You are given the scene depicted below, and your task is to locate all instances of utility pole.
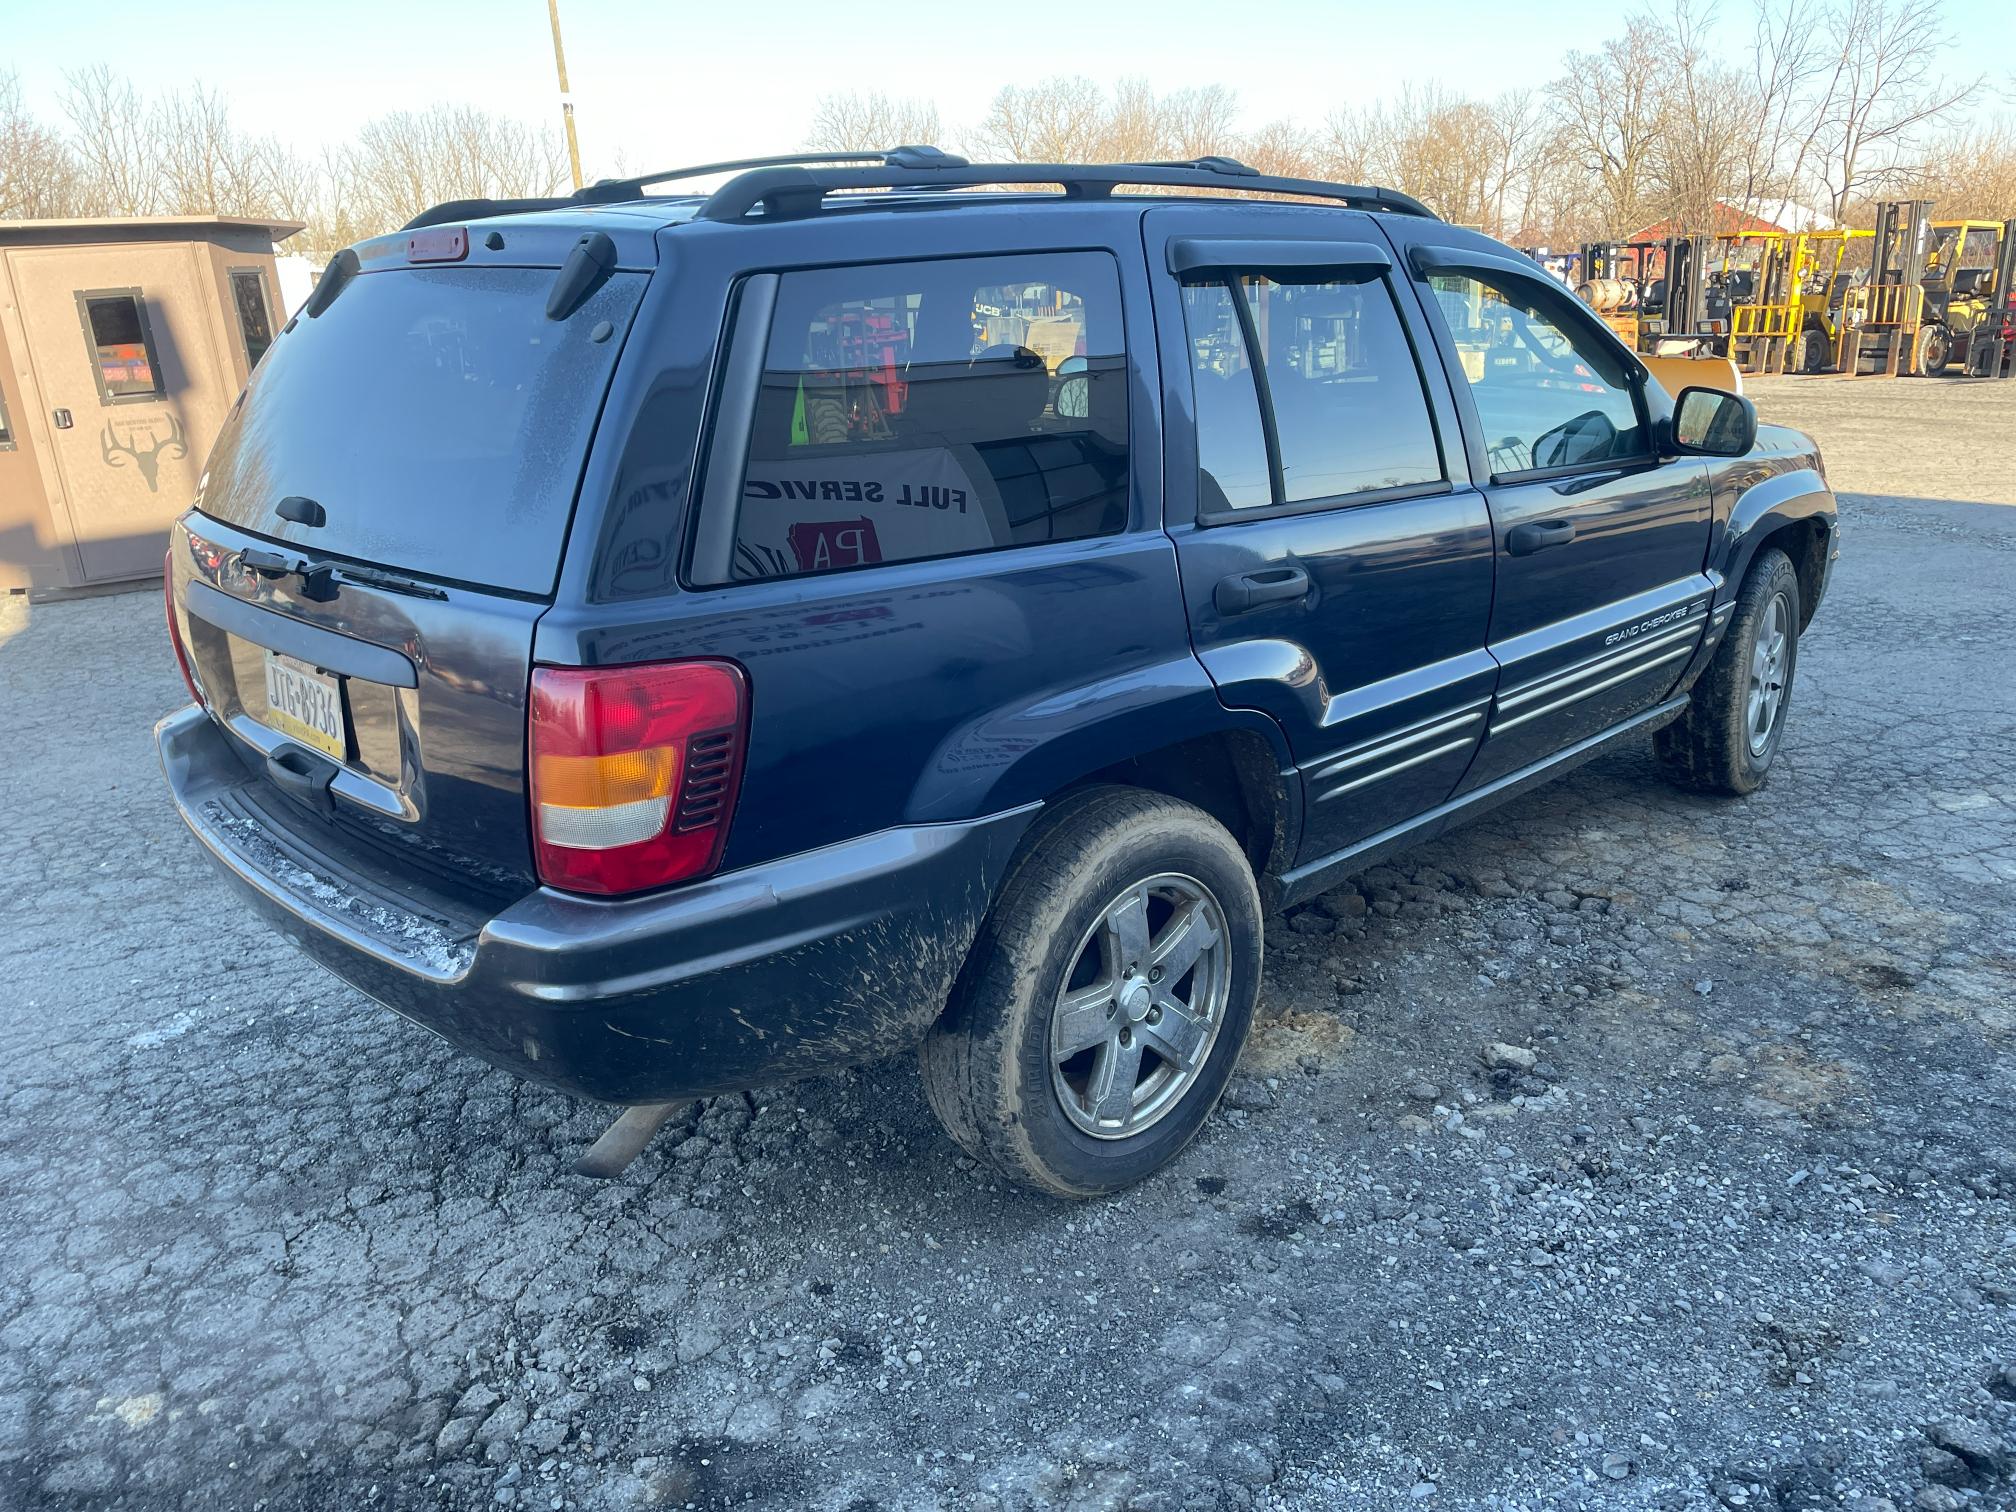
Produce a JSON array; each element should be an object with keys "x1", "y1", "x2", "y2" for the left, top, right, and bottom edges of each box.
[{"x1": 546, "y1": 0, "x2": 585, "y2": 191}]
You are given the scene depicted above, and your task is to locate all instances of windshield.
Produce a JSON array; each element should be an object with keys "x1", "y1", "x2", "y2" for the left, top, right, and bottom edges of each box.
[{"x1": 198, "y1": 265, "x2": 644, "y2": 596}]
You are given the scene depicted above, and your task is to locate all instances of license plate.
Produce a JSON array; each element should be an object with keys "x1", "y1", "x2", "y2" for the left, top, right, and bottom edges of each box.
[{"x1": 263, "y1": 652, "x2": 347, "y2": 761}]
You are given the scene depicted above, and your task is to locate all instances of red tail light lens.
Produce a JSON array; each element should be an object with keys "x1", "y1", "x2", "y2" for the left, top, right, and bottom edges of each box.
[
  {"x1": 529, "y1": 661, "x2": 748, "y2": 896},
  {"x1": 164, "y1": 550, "x2": 201, "y2": 705}
]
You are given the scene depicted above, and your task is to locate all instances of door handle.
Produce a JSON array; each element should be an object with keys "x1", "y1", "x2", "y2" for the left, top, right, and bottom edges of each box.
[
  {"x1": 1214, "y1": 564, "x2": 1310, "y2": 615},
  {"x1": 1507, "y1": 519, "x2": 1577, "y2": 556}
]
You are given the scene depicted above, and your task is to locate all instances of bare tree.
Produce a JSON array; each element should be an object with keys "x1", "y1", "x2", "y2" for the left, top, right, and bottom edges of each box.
[
  {"x1": 60, "y1": 64, "x2": 159, "y2": 215},
  {"x1": 1163, "y1": 85, "x2": 1242, "y2": 161},
  {"x1": 1815, "y1": 0, "x2": 1975, "y2": 216},
  {"x1": 1319, "y1": 105, "x2": 1380, "y2": 184},
  {"x1": 329, "y1": 105, "x2": 568, "y2": 236},
  {"x1": 155, "y1": 84, "x2": 297, "y2": 217},
  {"x1": 1907, "y1": 116, "x2": 2016, "y2": 218},
  {"x1": 1548, "y1": 18, "x2": 1672, "y2": 237},
  {"x1": 0, "y1": 70, "x2": 85, "y2": 218},
  {"x1": 804, "y1": 92, "x2": 944, "y2": 153},
  {"x1": 1230, "y1": 118, "x2": 1319, "y2": 181},
  {"x1": 1654, "y1": 0, "x2": 1756, "y2": 231},
  {"x1": 1736, "y1": 0, "x2": 1838, "y2": 223},
  {"x1": 1320, "y1": 88, "x2": 1552, "y2": 234},
  {"x1": 1481, "y1": 89, "x2": 1552, "y2": 236},
  {"x1": 973, "y1": 76, "x2": 1112, "y2": 162}
]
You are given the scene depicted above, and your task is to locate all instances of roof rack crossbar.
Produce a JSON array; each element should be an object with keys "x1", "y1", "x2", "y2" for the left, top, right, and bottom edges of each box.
[
  {"x1": 397, "y1": 150, "x2": 1436, "y2": 234},
  {"x1": 694, "y1": 160, "x2": 1437, "y2": 223},
  {"x1": 575, "y1": 145, "x2": 968, "y2": 204}
]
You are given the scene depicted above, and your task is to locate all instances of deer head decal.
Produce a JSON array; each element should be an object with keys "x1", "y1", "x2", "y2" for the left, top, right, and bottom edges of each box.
[{"x1": 101, "y1": 413, "x2": 187, "y2": 494}]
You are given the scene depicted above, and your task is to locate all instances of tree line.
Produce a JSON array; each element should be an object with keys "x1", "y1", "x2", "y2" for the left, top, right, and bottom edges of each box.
[
  {"x1": 810, "y1": 0, "x2": 2013, "y2": 240},
  {"x1": 3, "y1": 0, "x2": 2011, "y2": 264},
  {"x1": 0, "y1": 66, "x2": 568, "y2": 261}
]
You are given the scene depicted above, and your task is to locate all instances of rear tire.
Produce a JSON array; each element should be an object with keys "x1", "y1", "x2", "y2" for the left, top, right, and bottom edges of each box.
[
  {"x1": 919, "y1": 787, "x2": 1263, "y2": 1198},
  {"x1": 1656, "y1": 548, "x2": 1801, "y2": 796}
]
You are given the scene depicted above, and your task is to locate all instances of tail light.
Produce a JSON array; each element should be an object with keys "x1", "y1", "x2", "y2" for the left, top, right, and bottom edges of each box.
[
  {"x1": 529, "y1": 661, "x2": 748, "y2": 896},
  {"x1": 164, "y1": 550, "x2": 201, "y2": 705}
]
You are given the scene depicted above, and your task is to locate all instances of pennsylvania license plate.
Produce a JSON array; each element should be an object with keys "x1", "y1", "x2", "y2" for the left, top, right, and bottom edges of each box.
[{"x1": 263, "y1": 652, "x2": 347, "y2": 761}]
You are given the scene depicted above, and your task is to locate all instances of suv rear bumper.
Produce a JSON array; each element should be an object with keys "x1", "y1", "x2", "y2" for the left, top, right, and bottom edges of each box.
[{"x1": 158, "y1": 705, "x2": 1034, "y2": 1103}]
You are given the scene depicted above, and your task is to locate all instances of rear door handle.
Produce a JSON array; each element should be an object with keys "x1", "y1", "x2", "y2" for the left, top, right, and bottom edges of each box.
[
  {"x1": 1215, "y1": 564, "x2": 1310, "y2": 615},
  {"x1": 1507, "y1": 519, "x2": 1577, "y2": 556}
]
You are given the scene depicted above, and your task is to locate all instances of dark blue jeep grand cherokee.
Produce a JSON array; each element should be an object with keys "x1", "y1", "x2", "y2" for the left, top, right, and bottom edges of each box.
[{"x1": 158, "y1": 150, "x2": 1837, "y2": 1196}]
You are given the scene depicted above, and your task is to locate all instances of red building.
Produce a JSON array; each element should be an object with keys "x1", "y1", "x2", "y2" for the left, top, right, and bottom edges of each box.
[{"x1": 1629, "y1": 203, "x2": 1797, "y2": 242}]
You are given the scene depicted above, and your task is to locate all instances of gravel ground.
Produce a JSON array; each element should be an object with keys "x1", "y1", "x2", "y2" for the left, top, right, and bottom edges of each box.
[{"x1": 2, "y1": 378, "x2": 2013, "y2": 1512}]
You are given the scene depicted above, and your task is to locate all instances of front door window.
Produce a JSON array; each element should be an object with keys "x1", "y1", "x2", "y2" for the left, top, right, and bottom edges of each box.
[{"x1": 1426, "y1": 274, "x2": 1647, "y2": 477}]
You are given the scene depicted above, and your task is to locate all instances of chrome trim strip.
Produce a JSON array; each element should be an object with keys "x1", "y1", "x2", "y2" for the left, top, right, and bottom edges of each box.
[
  {"x1": 1316, "y1": 737, "x2": 1476, "y2": 802},
  {"x1": 1497, "y1": 619, "x2": 1703, "y2": 711},
  {"x1": 1309, "y1": 706, "x2": 1485, "y2": 783},
  {"x1": 1491, "y1": 644, "x2": 1694, "y2": 733}
]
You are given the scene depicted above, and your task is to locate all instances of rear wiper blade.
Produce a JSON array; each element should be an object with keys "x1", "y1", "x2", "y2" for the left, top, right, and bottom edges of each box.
[
  {"x1": 337, "y1": 562, "x2": 449, "y2": 600},
  {"x1": 238, "y1": 548, "x2": 446, "y2": 602}
]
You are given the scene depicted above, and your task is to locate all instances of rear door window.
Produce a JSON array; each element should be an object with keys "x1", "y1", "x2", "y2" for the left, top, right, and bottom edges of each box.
[
  {"x1": 1180, "y1": 274, "x2": 1444, "y2": 512},
  {"x1": 691, "y1": 251, "x2": 1129, "y2": 584}
]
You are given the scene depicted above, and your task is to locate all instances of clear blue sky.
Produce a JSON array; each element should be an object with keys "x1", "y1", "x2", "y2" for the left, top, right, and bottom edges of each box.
[{"x1": 7, "y1": 0, "x2": 2009, "y2": 179}]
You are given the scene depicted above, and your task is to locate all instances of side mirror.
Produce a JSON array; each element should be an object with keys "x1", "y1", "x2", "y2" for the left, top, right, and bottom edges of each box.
[
  {"x1": 1670, "y1": 385, "x2": 1757, "y2": 457},
  {"x1": 1054, "y1": 355, "x2": 1089, "y2": 420}
]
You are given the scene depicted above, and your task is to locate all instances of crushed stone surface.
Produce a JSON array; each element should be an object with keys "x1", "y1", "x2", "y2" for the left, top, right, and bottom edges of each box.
[{"x1": 0, "y1": 381, "x2": 2011, "y2": 1510}]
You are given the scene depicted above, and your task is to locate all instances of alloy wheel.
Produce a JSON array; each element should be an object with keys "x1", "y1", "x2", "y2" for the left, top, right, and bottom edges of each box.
[
  {"x1": 1049, "y1": 873, "x2": 1231, "y2": 1140},
  {"x1": 1746, "y1": 591, "x2": 1791, "y2": 756}
]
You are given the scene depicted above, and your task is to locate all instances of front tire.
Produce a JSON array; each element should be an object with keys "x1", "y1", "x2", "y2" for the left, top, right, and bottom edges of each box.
[
  {"x1": 1656, "y1": 548, "x2": 1801, "y2": 795},
  {"x1": 1794, "y1": 327, "x2": 1829, "y2": 373},
  {"x1": 1914, "y1": 324, "x2": 1952, "y2": 376},
  {"x1": 920, "y1": 787, "x2": 1263, "y2": 1198}
]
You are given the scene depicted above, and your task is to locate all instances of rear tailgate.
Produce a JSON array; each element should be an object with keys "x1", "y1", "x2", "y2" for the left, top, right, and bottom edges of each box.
[
  {"x1": 172, "y1": 517, "x2": 550, "y2": 899},
  {"x1": 170, "y1": 219, "x2": 651, "y2": 899}
]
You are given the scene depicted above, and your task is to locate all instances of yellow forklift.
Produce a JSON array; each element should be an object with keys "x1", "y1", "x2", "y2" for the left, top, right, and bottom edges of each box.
[
  {"x1": 1839, "y1": 200, "x2": 1934, "y2": 377},
  {"x1": 1722, "y1": 229, "x2": 1871, "y2": 373},
  {"x1": 1916, "y1": 218, "x2": 2016, "y2": 376}
]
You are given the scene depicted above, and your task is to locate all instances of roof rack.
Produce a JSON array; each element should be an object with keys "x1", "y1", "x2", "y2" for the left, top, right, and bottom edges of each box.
[
  {"x1": 399, "y1": 147, "x2": 1436, "y2": 232},
  {"x1": 402, "y1": 146, "x2": 972, "y2": 229},
  {"x1": 574, "y1": 145, "x2": 969, "y2": 204},
  {"x1": 694, "y1": 155, "x2": 1438, "y2": 223}
]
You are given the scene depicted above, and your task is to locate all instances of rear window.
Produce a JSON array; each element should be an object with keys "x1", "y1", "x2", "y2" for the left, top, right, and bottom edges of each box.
[
  {"x1": 688, "y1": 251, "x2": 1129, "y2": 585},
  {"x1": 198, "y1": 265, "x2": 644, "y2": 596}
]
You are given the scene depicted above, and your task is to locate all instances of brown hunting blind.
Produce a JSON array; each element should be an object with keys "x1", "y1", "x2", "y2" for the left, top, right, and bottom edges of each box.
[{"x1": 0, "y1": 214, "x2": 303, "y2": 594}]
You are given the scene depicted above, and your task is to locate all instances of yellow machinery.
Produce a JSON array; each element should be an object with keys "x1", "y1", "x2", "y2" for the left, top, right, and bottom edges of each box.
[
  {"x1": 1839, "y1": 200, "x2": 1932, "y2": 377},
  {"x1": 1723, "y1": 229, "x2": 1871, "y2": 374},
  {"x1": 1917, "y1": 218, "x2": 2016, "y2": 376}
]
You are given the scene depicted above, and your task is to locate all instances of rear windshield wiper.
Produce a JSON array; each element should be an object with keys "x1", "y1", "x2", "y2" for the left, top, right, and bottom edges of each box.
[{"x1": 240, "y1": 548, "x2": 447, "y2": 602}]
